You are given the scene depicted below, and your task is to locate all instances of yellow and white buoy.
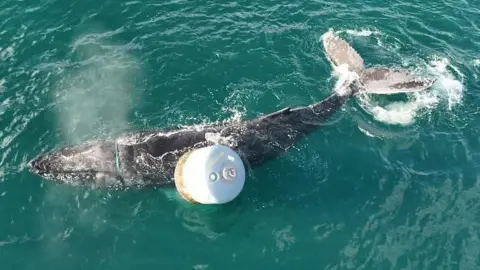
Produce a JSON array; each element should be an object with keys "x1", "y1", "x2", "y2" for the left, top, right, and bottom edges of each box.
[{"x1": 174, "y1": 145, "x2": 246, "y2": 204}]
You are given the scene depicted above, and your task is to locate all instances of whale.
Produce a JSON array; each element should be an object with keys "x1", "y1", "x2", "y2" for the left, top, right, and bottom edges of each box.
[{"x1": 29, "y1": 33, "x2": 436, "y2": 188}]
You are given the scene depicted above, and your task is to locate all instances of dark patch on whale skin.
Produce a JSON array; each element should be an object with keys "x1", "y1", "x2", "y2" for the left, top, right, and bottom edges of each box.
[
  {"x1": 390, "y1": 79, "x2": 435, "y2": 90},
  {"x1": 359, "y1": 68, "x2": 436, "y2": 94}
]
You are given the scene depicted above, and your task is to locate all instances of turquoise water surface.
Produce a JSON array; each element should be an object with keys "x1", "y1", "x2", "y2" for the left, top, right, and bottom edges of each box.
[{"x1": 1, "y1": 0, "x2": 480, "y2": 269}]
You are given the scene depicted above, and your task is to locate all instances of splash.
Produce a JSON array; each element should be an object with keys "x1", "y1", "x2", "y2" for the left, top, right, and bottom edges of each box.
[
  {"x1": 331, "y1": 64, "x2": 360, "y2": 95},
  {"x1": 359, "y1": 56, "x2": 463, "y2": 126},
  {"x1": 473, "y1": 59, "x2": 480, "y2": 66},
  {"x1": 324, "y1": 29, "x2": 464, "y2": 126},
  {"x1": 326, "y1": 26, "x2": 383, "y2": 38},
  {"x1": 366, "y1": 95, "x2": 438, "y2": 125},
  {"x1": 427, "y1": 56, "x2": 464, "y2": 109},
  {"x1": 321, "y1": 30, "x2": 361, "y2": 95},
  {"x1": 342, "y1": 28, "x2": 382, "y2": 37},
  {"x1": 221, "y1": 107, "x2": 245, "y2": 124}
]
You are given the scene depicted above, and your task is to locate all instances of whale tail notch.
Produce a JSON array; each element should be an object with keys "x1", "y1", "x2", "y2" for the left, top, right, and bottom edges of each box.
[{"x1": 322, "y1": 32, "x2": 436, "y2": 95}]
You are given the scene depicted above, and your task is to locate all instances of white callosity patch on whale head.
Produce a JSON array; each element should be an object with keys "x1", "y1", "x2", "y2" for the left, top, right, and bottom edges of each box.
[{"x1": 30, "y1": 141, "x2": 121, "y2": 187}]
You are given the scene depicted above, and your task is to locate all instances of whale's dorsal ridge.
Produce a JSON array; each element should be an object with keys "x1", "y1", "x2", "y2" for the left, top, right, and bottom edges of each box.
[{"x1": 260, "y1": 107, "x2": 292, "y2": 120}]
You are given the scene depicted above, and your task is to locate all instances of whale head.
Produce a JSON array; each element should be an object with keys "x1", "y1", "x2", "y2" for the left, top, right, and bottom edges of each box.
[{"x1": 29, "y1": 141, "x2": 122, "y2": 187}]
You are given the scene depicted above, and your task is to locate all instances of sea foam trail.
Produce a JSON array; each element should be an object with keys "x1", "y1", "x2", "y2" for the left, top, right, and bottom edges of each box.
[{"x1": 335, "y1": 28, "x2": 382, "y2": 37}]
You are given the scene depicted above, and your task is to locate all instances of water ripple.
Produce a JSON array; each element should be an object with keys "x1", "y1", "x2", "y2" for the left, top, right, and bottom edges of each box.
[{"x1": 0, "y1": 0, "x2": 480, "y2": 269}]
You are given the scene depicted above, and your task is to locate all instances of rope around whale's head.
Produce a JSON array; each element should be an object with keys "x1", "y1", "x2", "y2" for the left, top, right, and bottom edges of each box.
[{"x1": 114, "y1": 141, "x2": 126, "y2": 187}]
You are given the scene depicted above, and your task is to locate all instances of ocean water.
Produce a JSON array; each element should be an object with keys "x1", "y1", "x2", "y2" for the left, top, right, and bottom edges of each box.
[{"x1": 1, "y1": 0, "x2": 479, "y2": 269}]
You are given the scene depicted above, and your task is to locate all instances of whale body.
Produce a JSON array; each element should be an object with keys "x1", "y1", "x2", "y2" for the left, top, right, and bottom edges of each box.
[{"x1": 29, "y1": 33, "x2": 436, "y2": 188}]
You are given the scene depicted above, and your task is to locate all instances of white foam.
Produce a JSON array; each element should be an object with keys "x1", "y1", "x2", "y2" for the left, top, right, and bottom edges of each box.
[
  {"x1": 343, "y1": 29, "x2": 382, "y2": 37},
  {"x1": 426, "y1": 56, "x2": 464, "y2": 110},
  {"x1": 0, "y1": 46, "x2": 14, "y2": 61},
  {"x1": 221, "y1": 107, "x2": 245, "y2": 124},
  {"x1": 332, "y1": 64, "x2": 360, "y2": 95},
  {"x1": 358, "y1": 126, "x2": 375, "y2": 138},
  {"x1": 368, "y1": 94, "x2": 438, "y2": 126},
  {"x1": 359, "y1": 56, "x2": 464, "y2": 126},
  {"x1": 321, "y1": 30, "x2": 361, "y2": 96},
  {"x1": 473, "y1": 59, "x2": 480, "y2": 66},
  {"x1": 0, "y1": 78, "x2": 5, "y2": 91},
  {"x1": 332, "y1": 27, "x2": 382, "y2": 37}
]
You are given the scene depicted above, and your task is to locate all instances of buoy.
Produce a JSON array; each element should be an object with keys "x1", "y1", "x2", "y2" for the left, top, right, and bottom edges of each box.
[{"x1": 174, "y1": 144, "x2": 246, "y2": 205}]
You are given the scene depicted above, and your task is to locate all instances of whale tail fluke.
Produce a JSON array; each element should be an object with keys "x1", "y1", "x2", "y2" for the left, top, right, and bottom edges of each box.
[
  {"x1": 322, "y1": 31, "x2": 365, "y2": 74},
  {"x1": 359, "y1": 67, "x2": 436, "y2": 94},
  {"x1": 322, "y1": 32, "x2": 436, "y2": 95}
]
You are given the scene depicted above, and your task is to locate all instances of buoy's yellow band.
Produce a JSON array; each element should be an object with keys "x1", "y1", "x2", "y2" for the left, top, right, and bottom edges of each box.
[
  {"x1": 174, "y1": 150, "x2": 199, "y2": 204},
  {"x1": 174, "y1": 145, "x2": 246, "y2": 205}
]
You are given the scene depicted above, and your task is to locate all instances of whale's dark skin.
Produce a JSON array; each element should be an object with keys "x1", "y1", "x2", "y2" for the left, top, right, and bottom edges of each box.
[
  {"x1": 29, "y1": 83, "x2": 360, "y2": 188},
  {"x1": 29, "y1": 33, "x2": 437, "y2": 188}
]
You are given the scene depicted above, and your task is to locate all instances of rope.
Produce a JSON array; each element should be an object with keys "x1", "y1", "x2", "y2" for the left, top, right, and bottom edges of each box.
[{"x1": 114, "y1": 141, "x2": 126, "y2": 187}]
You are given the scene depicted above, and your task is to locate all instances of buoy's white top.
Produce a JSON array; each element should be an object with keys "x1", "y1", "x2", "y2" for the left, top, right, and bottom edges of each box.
[{"x1": 174, "y1": 144, "x2": 246, "y2": 205}]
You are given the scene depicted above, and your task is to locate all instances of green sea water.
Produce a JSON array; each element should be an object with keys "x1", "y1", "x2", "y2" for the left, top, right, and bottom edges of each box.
[{"x1": 1, "y1": 0, "x2": 480, "y2": 269}]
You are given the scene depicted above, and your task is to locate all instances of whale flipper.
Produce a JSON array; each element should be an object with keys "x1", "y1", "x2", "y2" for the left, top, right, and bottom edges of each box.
[
  {"x1": 360, "y1": 68, "x2": 437, "y2": 94},
  {"x1": 322, "y1": 32, "x2": 436, "y2": 94}
]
